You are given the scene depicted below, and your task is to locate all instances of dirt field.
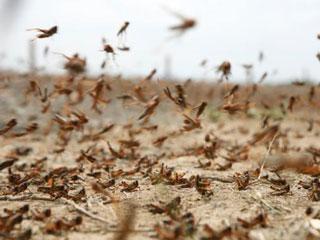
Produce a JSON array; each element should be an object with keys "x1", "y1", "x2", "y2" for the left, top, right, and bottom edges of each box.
[{"x1": 1, "y1": 72, "x2": 320, "y2": 240}]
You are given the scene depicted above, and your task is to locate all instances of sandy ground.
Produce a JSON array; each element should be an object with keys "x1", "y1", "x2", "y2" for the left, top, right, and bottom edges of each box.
[{"x1": 1, "y1": 73, "x2": 320, "y2": 240}]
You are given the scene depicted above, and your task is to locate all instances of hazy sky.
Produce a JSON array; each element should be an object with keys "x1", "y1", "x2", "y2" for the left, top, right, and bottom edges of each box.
[{"x1": 0, "y1": 0, "x2": 320, "y2": 82}]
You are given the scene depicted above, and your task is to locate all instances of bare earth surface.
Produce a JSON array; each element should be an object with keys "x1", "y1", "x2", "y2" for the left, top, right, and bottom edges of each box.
[{"x1": 1, "y1": 72, "x2": 320, "y2": 240}]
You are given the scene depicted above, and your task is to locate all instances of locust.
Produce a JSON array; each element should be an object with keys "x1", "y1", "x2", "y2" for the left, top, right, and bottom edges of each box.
[
  {"x1": 117, "y1": 21, "x2": 130, "y2": 36},
  {"x1": 164, "y1": 7, "x2": 196, "y2": 37},
  {"x1": 27, "y1": 25, "x2": 58, "y2": 40},
  {"x1": 216, "y1": 61, "x2": 231, "y2": 80}
]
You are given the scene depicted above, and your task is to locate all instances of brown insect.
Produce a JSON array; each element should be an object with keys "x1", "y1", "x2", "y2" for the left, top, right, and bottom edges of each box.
[
  {"x1": 39, "y1": 87, "x2": 48, "y2": 103},
  {"x1": 201, "y1": 224, "x2": 235, "y2": 240},
  {"x1": 144, "y1": 68, "x2": 157, "y2": 81},
  {"x1": 119, "y1": 139, "x2": 140, "y2": 149},
  {"x1": 287, "y1": 96, "x2": 296, "y2": 112},
  {"x1": 224, "y1": 84, "x2": 239, "y2": 99},
  {"x1": 153, "y1": 136, "x2": 168, "y2": 147},
  {"x1": 163, "y1": 85, "x2": 188, "y2": 109},
  {"x1": 182, "y1": 114, "x2": 201, "y2": 131},
  {"x1": 133, "y1": 85, "x2": 147, "y2": 103},
  {"x1": 0, "y1": 158, "x2": 17, "y2": 171},
  {"x1": 89, "y1": 77, "x2": 111, "y2": 113},
  {"x1": 54, "y1": 52, "x2": 86, "y2": 74},
  {"x1": 221, "y1": 102, "x2": 248, "y2": 114},
  {"x1": 308, "y1": 179, "x2": 320, "y2": 201},
  {"x1": 233, "y1": 171, "x2": 250, "y2": 190},
  {"x1": 80, "y1": 149, "x2": 97, "y2": 163},
  {"x1": 32, "y1": 208, "x2": 51, "y2": 221},
  {"x1": 166, "y1": 8, "x2": 196, "y2": 36},
  {"x1": 148, "y1": 196, "x2": 181, "y2": 219},
  {"x1": 117, "y1": 21, "x2": 130, "y2": 36},
  {"x1": 270, "y1": 183, "x2": 290, "y2": 196},
  {"x1": 138, "y1": 95, "x2": 160, "y2": 120},
  {"x1": 103, "y1": 43, "x2": 115, "y2": 55},
  {"x1": 259, "y1": 72, "x2": 268, "y2": 83},
  {"x1": 11, "y1": 122, "x2": 38, "y2": 137},
  {"x1": 45, "y1": 216, "x2": 82, "y2": 234},
  {"x1": 0, "y1": 207, "x2": 26, "y2": 234},
  {"x1": 13, "y1": 182, "x2": 30, "y2": 195},
  {"x1": 81, "y1": 123, "x2": 114, "y2": 142},
  {"x1": 117, "y1": 46, "x2": 130, "y2": 51},
  {"x1": 261, "y1": 115, "x2": 270, "y2": 128},
  {"x1": 53, "y1": 111, "x2": 88, "y2": 131},
  {"x1": 195, "y1": 175, "x2": 213, "y2": 196},
  {"x1": 107, "y1": 141, "x2": 124, "y2": 159},
  {"x1": 192, "y1": 101, "x2": 207, "y2": 118},
  {"x1": 101, "y1": 38, "x2": 115, "y2": 57},
  {"x1": 120, "y1": 180, "x2": 139, "y2": 192},
  {"x1": 0, "y1": 119, "x2": 17, "y2": 135},
  {"x1": 237, "y1": 211, "x2": 267, "y2": 228},
  {"x1": 216, "y1": 61, "x2": 231, "y2": 80},
  {"x1": 202, "y1": 134, "x2": 218, "y2": 159},
  {"x1": 27, "y1": 25, "x2": 58, "y2": 40},
  {"x1": 317, "y1": 52, "x2": 320, "y2": 62}
]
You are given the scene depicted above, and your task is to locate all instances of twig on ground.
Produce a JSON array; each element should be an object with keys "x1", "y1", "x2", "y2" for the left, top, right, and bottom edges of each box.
[
  {"x1": 0, "y1": 194, "x2": 54, "y2": 201},
  {"x1": 205, "y1": 176, "x2": 234, "y2": 183},
  {"x1": 61, "y1": 197, "x2": 113, "y2": 225},
  {"x1": 62, "y1": 198, "x2": 154, "y2": 233},
  {"x1": 258, "y1": 133, "x2": 278, "y2": 180}
]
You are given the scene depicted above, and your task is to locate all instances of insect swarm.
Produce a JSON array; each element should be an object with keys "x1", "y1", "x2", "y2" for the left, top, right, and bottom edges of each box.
[{"x1": 1, "y1": 5, "x2": 320, "y2": 240}]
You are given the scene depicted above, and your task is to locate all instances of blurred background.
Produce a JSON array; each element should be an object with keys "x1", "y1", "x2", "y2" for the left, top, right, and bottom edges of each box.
[{"x1": 0, "y1": 0, "x2": 319, "y2": 82}]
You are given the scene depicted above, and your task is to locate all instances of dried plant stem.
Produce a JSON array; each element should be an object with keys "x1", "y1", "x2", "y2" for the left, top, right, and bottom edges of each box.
[
  {"x1": 62, "y1": 198, "x2": 153, "y2": 233},
  {"x1": 258, "y1": 133, "x2": 278, "y2": 180},
  {"x1": 61, "y1": 198, "x2": 113, "y2": 225},
  {"x1": 0, "y1": 194, "x2": 54, "y2": 201},
  {"x1": 205, "y1": 176, "x2": 234, "y2": 183}
]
